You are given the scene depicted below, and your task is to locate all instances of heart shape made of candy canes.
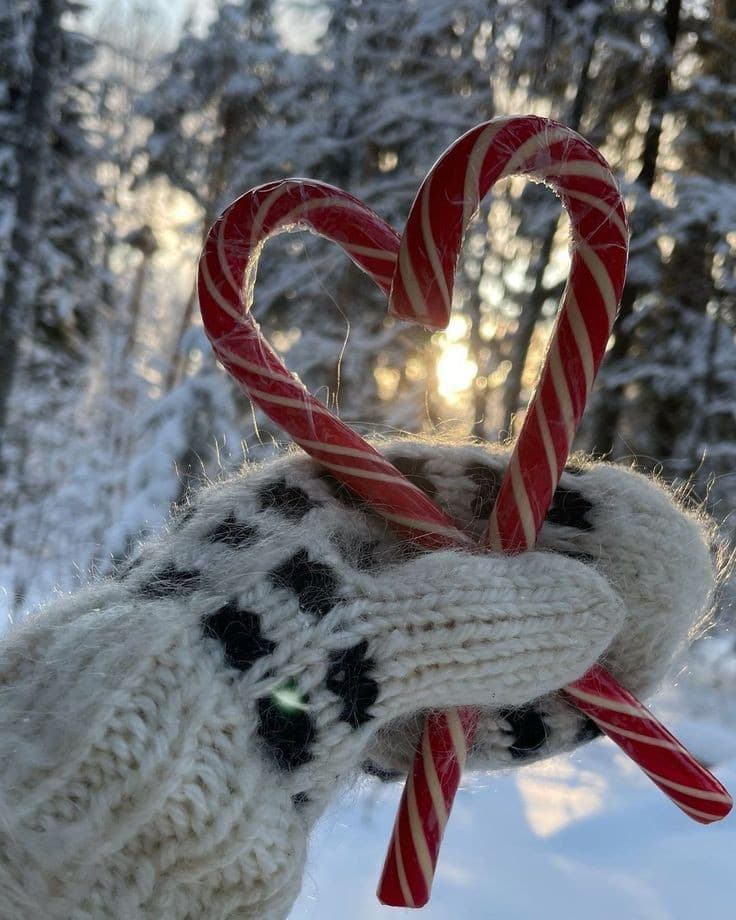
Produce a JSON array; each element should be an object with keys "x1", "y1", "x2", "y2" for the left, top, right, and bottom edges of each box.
[
  {"x1": 198, "y1": 115, "x2": 731, "y2": 909},
  {"x1": 199, "y1": 177, "x2": 472, "y2": 547}
]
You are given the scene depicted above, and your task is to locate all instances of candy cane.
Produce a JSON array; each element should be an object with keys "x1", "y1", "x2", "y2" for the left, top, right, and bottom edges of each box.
[
  {"x1": 198, "y1": 179, "x2": 474, "y2": 550},
  {"x1": 566, "y1": 664, "x2": 732, "y2": 825},
  {"x1": 196, "y1": 117, "x2": 731, "y2": 912},
  {"x1": 377, "y1": 116, "x2": 731, "y2": 907}
]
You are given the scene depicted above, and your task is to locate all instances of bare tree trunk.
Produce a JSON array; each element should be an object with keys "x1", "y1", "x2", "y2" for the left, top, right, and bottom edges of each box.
[
  {"x1": 165, "y1": 208, "x2": 218, "y2": 393},
  {"x1": 466, "y1": 285, "x2": 487, "y2": 440},
  {"x1": 501, "y1": 225, "x2": 556, "y2": 435},
  {"x1": 0, "y1": 0, "x2": 63, "y2": 462},
  {"x1": 123, "y1": 224, "x2": 158, "y2": 358},
  {"x1": 124, "y1": 256, "x2": 148, "y2": 357},
  {"x1": 164, "y1": 176, "x2": 224, "y2": 392},
  {"x1": 164, "y1": 285, "x2": 199, "y2": 391},
  {"x1": 681, "y1": 302, "x2": 723, "y2": 479},
  {"x1": 589, "y1": 0, "x2": 682, "y2": 457},
  {"x1": 501, "y1": 10, "x2": 602, "y2": 436}
]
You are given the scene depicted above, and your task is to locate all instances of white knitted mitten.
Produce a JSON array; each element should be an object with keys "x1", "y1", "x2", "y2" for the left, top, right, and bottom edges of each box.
[{"x1": 0, "y1": 439, "x2": 715, "y2": 919}]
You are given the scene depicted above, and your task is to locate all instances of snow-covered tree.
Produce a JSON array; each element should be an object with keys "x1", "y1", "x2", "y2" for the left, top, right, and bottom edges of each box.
[
  {"x1": 139, "y1": 0, "x2": 500, "y2": 440},
  {"x1": 0, "y1": 1, "x2": 118, "y2": 611},
  {"x1": 0, "y1": 0, "x2": 108, "y2": 427},
  {"x1": 138, "y1": 0, "x2": 297, "y2": 401},
  {"x1": 232, "y1": 0, "x2": 502, "y2": 433},
  {"x1": 4, "y1": 0, "x2": 733, "y2": 620},
  {"x1": 580, "y1": 1, "x2": 736, "y2": 501},
  {"x1": 0, "y1": 0, "x2": 109, "y2": 454},
  {"x1": 142, "y1": 0, "x2": 288, "y2": 223},
  {"x1": 0, "y1": 0, "x2": 63, "y2": 438}
]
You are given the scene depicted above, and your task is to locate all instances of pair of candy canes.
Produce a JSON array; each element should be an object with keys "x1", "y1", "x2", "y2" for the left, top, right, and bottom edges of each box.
[{"x1": 197, "y1": 115, "x2": 732, "y2": 908}]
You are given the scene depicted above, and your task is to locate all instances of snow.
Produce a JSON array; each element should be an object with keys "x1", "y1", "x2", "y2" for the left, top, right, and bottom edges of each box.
[
  {"x1": 292, "y1": 700, "x2": 736, "y2": 919},
  {"x1": 290, "y1": 647, "x2": 736, "y2": 919},
  {"x1": 1, "y1": 2, "x2": 735, "y2": 912}
]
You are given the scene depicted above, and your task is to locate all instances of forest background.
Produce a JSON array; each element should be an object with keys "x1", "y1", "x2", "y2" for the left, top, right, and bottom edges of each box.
[
  {"x1": 1, "y1": 2, "x2": 736, "y2": 917},
  {"x1": 2, "y1": 0, "x2": 734, "y2": 624},
  {"x1": 1, "y1": 0, "x2": 734, "y2": 617}
]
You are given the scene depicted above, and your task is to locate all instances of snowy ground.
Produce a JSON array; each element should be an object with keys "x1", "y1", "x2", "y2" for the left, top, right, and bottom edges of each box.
[{"x1": 292, "y1": 657, "x2": 736, "y2": 920}]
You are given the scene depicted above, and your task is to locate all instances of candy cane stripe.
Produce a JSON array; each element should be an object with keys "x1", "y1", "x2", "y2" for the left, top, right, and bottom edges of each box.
[
  {"x1": 563, "y1": 685, "x2": 658, "y2": 719},
  {"x1": 535, "y1": 401, "x2": 559, "y2": 489},
  {"x1": 344, "y1": 242, "x2": 398, "y2": 262},
  {"x1": 216, "y1": 344, "x2": 301, "y2": 386},
  {"x1": 245, "y1": 385, "x2": 333, "y2": 415},
  {"x1": 408, "y1": 773, "x2": 435, "y2": 891},
  {"x1": 677, "y1": 801, "x2": 728, "y2": 822},
  {"x1": 566, "y1": 291, "x2": 596, "y2": 394},
  {"x1": 590, "y1": 716, "x2": 690, "y2": 753},
  {"x1": 314, "y1": 458, "x2": 427, "y2": 487},
  {"x1": 249, "y1": 181, "x2": 292, "y2": 253},
  {"x1": 422, "y1": 727, "x2": 449, "y2": 831},
  {"x1": 534, "y1": 158, "x2": 619, "y2": 185},
  {"x1": 199, "y1": 254, "x2": 244, "y2": 321},
  {"x1": 445, "y1": 709, "x2": 468, "y2": 766},
  {"x1": 278, "y1": 194, "x2": 378, "y2": 227},
  {"x1": 564, "y1": 187, "x2": 629, "y2": 241},
  {"x1": 549, "y1": 340, "x2": 578, "y2": 445},
  {"x1": 397, "y1": 235, "x2": 431, "y2": 323},
  {"x1": 463, "y1": 120, "x2": 507, "y2": 226},
  {"x1": 486, "y1": 506, "x2": 503, "y2": 554},
  {"x1": 510, "y1": 454, "x2": 536, "y2": 549},
  {"x1": 578, "y1": 242, "x2": 619, "y2": 324},
  {"x1": 420, "y1": 175, "x2": 453, "y2": 317},
  {"x1": 217, "y1": 211, "x2": 245, "y2": 299},
  {"x1": 294, "y1": 437, "x2": 393, "y2": 463},
  {"x1": 642, "y1": 768, "x2": 733, "y2": 804},
  {"x1": 498, "y1": 125, "x2": 571, "y2": 180},
  {"x1": 393, "y1": 825, "x2": 415, "y2": 907}
]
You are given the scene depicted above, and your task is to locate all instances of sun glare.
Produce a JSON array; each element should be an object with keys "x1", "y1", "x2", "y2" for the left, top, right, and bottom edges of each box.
[
  {"x1": 436, "y1": 343, "x2": 477, "y2": 403},
  {"x1": 434, "y1": 315, "x2": 477, "y2": 404}
]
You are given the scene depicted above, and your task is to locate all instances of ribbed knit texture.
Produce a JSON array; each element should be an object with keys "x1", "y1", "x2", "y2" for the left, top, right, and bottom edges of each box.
[{"x1": 0, "y1": 438, "x2": 715, "y2": 918}]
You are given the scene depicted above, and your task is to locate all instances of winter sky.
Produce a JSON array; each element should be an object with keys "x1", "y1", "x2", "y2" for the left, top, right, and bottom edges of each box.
[{"x1": 85, "y1": 0, "x2": 328, "y2": 52}]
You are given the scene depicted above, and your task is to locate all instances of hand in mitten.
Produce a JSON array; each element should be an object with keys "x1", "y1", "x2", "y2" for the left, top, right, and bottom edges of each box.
[{"x1": 0, "y1": 439, "x2": 714, "y2": 919}]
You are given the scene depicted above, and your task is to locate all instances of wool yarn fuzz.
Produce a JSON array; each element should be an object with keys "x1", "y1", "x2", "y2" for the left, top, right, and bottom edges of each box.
[{"x1": 0, "y1": 438, "x2": 715, "y2": 919}]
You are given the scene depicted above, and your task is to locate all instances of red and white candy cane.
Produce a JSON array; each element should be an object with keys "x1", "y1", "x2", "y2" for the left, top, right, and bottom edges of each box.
[
  {"x1": 196, "y1": 115, "x2": 732, "y2": 911},
  {"x1": 378, "y1": 116, "x2": 732, "y2": 907},
  {"x1": 198, "y1": 179, "x2": 474, "y2": 549},
  {"x1": 566, "y1": 663, "x2": 733, "y2": 824}
]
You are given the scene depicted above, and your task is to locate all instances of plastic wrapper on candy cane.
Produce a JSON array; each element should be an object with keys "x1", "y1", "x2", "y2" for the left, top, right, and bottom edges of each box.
[{"x1": 197, "y1": 115, "x2": 732, "y2": 912}]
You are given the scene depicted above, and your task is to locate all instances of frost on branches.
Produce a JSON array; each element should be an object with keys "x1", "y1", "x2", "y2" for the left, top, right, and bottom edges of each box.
[
  {"x1": 0, "y1": 0, "x2": 734, "y2": 629},
  {"x1": 0, "y1": 2, "x2": 735, "y2": 915}
]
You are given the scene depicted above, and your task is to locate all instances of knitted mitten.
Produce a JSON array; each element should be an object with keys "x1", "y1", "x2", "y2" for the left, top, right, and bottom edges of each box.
[{"x1": 0, "y1": 439, "x2": 715, "y2": 919}]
